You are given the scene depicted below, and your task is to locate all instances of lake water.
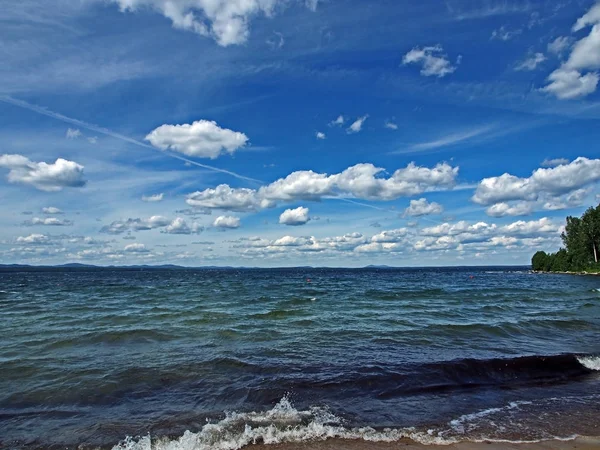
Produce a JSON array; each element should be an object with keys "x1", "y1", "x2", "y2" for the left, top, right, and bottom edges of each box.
[{"x1": 1, "y1": 267, "x2": 599, "y2": 449}]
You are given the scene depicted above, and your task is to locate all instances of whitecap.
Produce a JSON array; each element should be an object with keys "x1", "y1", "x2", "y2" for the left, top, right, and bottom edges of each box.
[{"x1": 577, "y1": 356, "x2": 600, "y2": 371}]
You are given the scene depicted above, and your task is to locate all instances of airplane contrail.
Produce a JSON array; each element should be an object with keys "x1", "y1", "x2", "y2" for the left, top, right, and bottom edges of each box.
[{"x1": 0, "y1": 96, "x2": 262, "y2": 184}]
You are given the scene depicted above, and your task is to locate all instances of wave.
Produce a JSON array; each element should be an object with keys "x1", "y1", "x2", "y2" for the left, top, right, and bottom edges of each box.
[
  {"x1": 111, "y1": 395, "x2": 582, "y2": 450},
  {"x1": 278, "y1": 354, "x2": 598, "y2": 399},
  {"x1": 577, "y1": 356, "x2": 600, "y2": 371}
]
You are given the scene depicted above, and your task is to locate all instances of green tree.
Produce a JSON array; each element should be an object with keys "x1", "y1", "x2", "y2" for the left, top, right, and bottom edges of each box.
[
  {"x1": 531, "y1": 251, "x2": 548, "y2": 271},
  {"x1": 533, "y1": 203, "x2": 600, "y2": 273},
  {"x1": 581, "y1": 205, "x2": 600, "y2": 264},
  {"x1": 561, "y1": 216, "x2": 589, "y2": 269}
]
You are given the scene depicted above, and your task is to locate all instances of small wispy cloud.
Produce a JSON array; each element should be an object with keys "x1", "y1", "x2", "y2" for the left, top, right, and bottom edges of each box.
[
  {"x1": 347, "y1": 115, "x2": 368, "y2": 134},
  {"x1": 66, "y1": 128, "x2": 82, "y2": 139},
  {"x1": 316, "y1": 131, "x2": 326, "y2": 139},
  {"x1": 515, "y1": 52, "x2": 546, "y2": 71},
  {"x1": 395, "y1": 125, "x2": 496, "y2": 153},
  {"x1": 384, "y1": 120, "x2": 398, "y2": 130}
]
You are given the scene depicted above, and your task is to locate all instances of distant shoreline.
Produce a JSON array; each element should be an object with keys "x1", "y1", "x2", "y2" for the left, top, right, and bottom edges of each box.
[{"x1": 531, "y1": 270, "x2": 600, "y2": 276}]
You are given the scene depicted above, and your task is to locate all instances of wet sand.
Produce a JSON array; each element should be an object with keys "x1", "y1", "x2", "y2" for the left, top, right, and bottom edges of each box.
[{"x1": 253, "y1": 437, "x2": 600, "y2": 449}]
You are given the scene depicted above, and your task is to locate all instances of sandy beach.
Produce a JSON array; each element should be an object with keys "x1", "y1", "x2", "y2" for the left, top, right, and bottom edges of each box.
[{"x1": 255, "y1": 437, "x2": 600, "y2": 449}]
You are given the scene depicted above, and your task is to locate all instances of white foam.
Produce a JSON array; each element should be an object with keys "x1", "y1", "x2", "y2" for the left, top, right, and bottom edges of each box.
[
  {"x1": 110, "y1": 395, "x2": 588, "y2": 450},
  {"x1": 577, "y1": 356, "x2": 600, "y2": 371},
  {"x1": 111, "y1": 396, "x2": 456, "y2": 450}
]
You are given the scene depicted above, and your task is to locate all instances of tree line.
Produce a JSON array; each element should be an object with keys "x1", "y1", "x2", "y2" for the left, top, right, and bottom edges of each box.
[{"x1": 532, "y1": 204, "x2": 600, "y2": 272}]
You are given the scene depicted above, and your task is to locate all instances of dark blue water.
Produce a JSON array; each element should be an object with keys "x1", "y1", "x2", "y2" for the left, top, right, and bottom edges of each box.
[{"x1": 1, "y1": 267, "x2": 600, "y2": 449}]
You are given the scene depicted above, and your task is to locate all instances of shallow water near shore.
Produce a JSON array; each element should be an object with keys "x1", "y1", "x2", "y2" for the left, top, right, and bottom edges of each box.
[{"x1": 1, "y1": 266, "x2": 600, "y2": 449}]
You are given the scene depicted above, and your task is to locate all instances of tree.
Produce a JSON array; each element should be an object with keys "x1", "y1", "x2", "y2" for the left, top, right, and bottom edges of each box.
[
  {"x1": 581, "y1": 205, "x2": 600, "y2": 264},
  {"x1": 532, "y1": 251, "x2": 549, "y2": 271},
  {"x1": 533, "y1": 203, "x2": 600, "y2": 272}
]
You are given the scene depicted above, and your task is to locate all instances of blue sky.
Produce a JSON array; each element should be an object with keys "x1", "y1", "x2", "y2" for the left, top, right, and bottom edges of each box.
[{"x1": 1, "y1": 0, "x2": 600, "y2": 267}]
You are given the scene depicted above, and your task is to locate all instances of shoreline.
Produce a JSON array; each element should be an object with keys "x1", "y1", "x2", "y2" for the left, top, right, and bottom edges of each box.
[
  {"x1": 531, "y1": 270, "x2": 600, "y2": 276},
  {"x1": 252, "y1": 436, "x2": 600, "y2": 449}
]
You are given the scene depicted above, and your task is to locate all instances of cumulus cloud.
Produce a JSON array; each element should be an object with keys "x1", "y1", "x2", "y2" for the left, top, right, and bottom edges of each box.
[
  {"x1": 279, "y1": 206, "x2": 310, "y2": 226},
  {"x1": 316, "y1": 131, "x2": 326, "y2": 139},
  {"x1": 0, "y1": 154, "x2": 86, "y2": 192},
  {"x1": 42, "y1": 207, "x2": 63, "y2": 214},
  {"x1": 124, "y1": 243, "x2": 149, "y2": 253},
  {"x1": 186, "y1": 161, "x2": 458, "y2": 212},
  {"x1": 66, "y1": 128, "x2": 82, "y2": 139},
  {"x1": 541, "y1": 158, "x2": 570, "y2": 167},
  {"x1": 402, "y1": 45, "x2": 457, "y2": 77},
  {"x1": 162, "y1": 217, "x2": 203, "y2": 234},
  {"x1": 100, "y1": 216, "x2": 171, "y2": 234},
  {"x1": 346, "y1": 115, "x2": 368, "y2": 134},
  {"x1": 541, "y1": 68, "x2": 598, "y2": 99},
  {"x1": 142, "y1": 193, "x2": 164, "y2": 202},
  {"x1": 187, "y1": 184, "x2": 273, "y2": 211},
  {"x1": 542, "y1": 3, "x2": 600, "y2": 99},
  {"x1": 145, "y1": 120, "x2": 248, "y2": 159},
  {"x1": 485, "y1": 202, "x2": 533, "y2": 217},
  {"x1": 515, "y1": 52, "x2": 546, "y2": 71},
  {"x1": 384, "y1": 121, "x2": 398, "y2": 130},
  {"x1": 404, "y1": 198, "x2": 443, "y2": 217},
  {"x1": 109, "y1": 0, "x2": 317, "y2": 47},
  {"x1": 329, "y1": 115, "x2": 345, "y2": 127},
  {"x1": 25, "y1": 217, "x2": 74, "y2": 226},
  {"x1": 472, "y1": 157, "x2": 600, "y2": 205},
  {"x1": 547, "y1": 36, "x2": 573, "y2": 56},
  {"x1": 226, "y1": 214, "x2": 565, "y2": 258},
  {"x1": 213, "y1": 215, "x2": 241, "y2": 229},
  {"x1": 16, "y1": 234, "x2": 50, "y2": 245}
]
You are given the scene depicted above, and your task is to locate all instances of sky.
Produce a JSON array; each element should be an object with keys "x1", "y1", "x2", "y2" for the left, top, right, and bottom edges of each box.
[{"x1": 1, "y1": 0, "x2": 600, "y2": 267}]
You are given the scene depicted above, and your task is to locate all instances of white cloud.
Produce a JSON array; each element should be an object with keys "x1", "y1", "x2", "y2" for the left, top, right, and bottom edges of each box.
[
  {"x1": 66, "y1": 128, "x2": 82, "y2": 139},
  {"x1": 547, "y1": 36, "x2": 573, "y2": 56},
  {"x1": 316, "y1": 131, "x2": 326, "y2": 139},
  {"x1": 542, "y1": 4, "x2": 600, "y2": 99},
  {"x1": 404, "y1": 198, "x2": 443, "y2": 217},
  {"x1": 573, "y1": 2, "x2": 600, "y2": 32},
  {"x1": 329, "y1": 115, "x2": 345, "y2": 127},
  {"x1": 472, "y1": 157, "x2": 600, "y2": 205},
  {"x1": 279, "y1": 206, "x2": 310, "y2": 226},
  {"x1": 402, "y1": 45, "x2": 457, "y2": 77},
  {"x1": 491, "y1": 26, "x2": 521, "y2": 41},
  {"x1": 142, "y1": 193, "x2": 164, "y2": 202},
  {"x1": 515, "y1": 52, "x2": 546, "y2": 71},
  {"x1": 186, "y1": 161, "x2": 458, "y2": 211},
  {"x1": 87, "y1": 137, "x2": 99, "y2": 144},
  {"x1": 541, "y1": 158, "x2": 570, "y2": 167},
  {"x1": 485, "y1": 202, "x2": 533, "y2": 217},
  {"x1": 17, "y1": 234, "x2": 50, "y2": 245},
  {"x1": 162, "y1": 217, "x2": 203, "y2": 234},
  {"x1": 541, "y1": 67, "x2": 598, "y2": 99},
  {"x1": 400, "y1": 125, "x2": 495, "y2": 153},
  {"x1": 124, "y1": 243, "x2": 149, "y2": 253},
  {"x1": 109, "y1": 0, "x2": 317, "y2": 47},
  {"x1": 187, "y1": 184, "x2": 272, "y2": 211},
  {"x1": 371, "y1": 228, "x2": 409, "y2": 243},
  {"x1": 499, "y1": 218, "x2": 561, "y2": 237},
  {"x1": 145, "y1": 119, "x2": 248, "y2": 159},
  {"x1": 384, "y1": 121, "x2": 398, "y2": 130},
  {"x1": 0, "y1": 154, "x2": 86, "y2": 192},
  {"x1": 346, "y1": 115, "x2": 368, "y2": 134},
  {"x1": 100, "y1": 216, "x2": 171, "y2": 234},
  {"x1": 42, "y1": 207, "x2": 63, "y2": 214},
  {"x1": 213, "y1": 215, "x2": 241, "y2": 229},
  {"x1": 27, "y1": 217, "x2": 73, "y2": 226}
]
